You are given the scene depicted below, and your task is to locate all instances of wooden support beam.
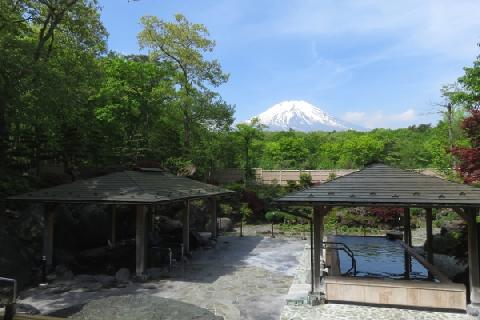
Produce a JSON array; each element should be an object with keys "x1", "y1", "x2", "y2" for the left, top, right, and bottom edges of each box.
[
  {"x1": 466, "y1": 208, "x2": 480, "y2": 315},
  {"x1": 208, "y1": 198, "x2": 217, "y2": 239},
  {"x1": 182, "y1": 200, "x2": 190, "y2": 255},
  {"x1": 399, "y1": 241, "x2": 451, "y2": 283},
  {"x1": 135, "y1": 205, "x2": 148, "y2": 276},
  {"x1": 425, "y1": 208, "x2": 434, "y2": 264},
  {"x1": 403, "y1": 208, "x2": 411, "y2": 247},
  {"x1": 313, "y1": 205, "x2": 328, "y2": 292},
  {"x1": 43, "y1": 205, "x2": 55, "y2": 268},
  {"x1": 110, "y1": 205, "x2": 117, "y2": 247}
]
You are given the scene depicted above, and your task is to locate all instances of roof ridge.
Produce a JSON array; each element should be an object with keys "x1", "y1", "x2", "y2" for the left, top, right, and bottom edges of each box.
[{"x1": 124, "y1": 171, "x2": 146, "y2": 193}]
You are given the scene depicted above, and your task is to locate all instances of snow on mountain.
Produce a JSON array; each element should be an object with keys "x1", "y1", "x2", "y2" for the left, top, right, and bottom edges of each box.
[{"x1": 250, "y1": 100, "x2": 364, "y2": 132}]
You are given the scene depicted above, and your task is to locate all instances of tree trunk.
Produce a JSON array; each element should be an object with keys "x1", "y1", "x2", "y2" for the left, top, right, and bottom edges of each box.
[
  {"x1": 244, "y1": 140, "x2": 250, "y2": 187},
  {"x1": 183, "y1": 107, "x2": 191, "y2": 154},
  {"x1": 0, "y1": 93, "x2": 8, "y2": 168}
]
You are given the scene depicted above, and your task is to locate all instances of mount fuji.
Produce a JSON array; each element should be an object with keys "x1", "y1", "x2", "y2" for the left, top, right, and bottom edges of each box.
[{"x1": 250, "y1": 100, "x2": 364, "y2": 132}]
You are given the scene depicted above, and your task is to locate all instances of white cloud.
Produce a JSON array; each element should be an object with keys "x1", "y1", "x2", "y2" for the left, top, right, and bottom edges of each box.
[
  {"x1": 277, "y1": 0, "x2": 480, "y2": 60},
  {"x1": 342, "y1": 108, "x2": 417, "y2": 129}
]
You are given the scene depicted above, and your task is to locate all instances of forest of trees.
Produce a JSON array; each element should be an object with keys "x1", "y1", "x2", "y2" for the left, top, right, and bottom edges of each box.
[{"x1": 1, "y1": 0, "x2": 479, "y2": 196}]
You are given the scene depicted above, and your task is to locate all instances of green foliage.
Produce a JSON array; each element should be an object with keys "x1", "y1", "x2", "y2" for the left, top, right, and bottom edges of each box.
[
  {"x1": 299, "y1": 173, "x2": 313, "y2": 188},
  {"x1": 235, "y1": 118, "x2": 265, "y2": 185},
  {"x1": 239, "y1": 203, "x2": 253, "y2": 223},
  {"x1": 286, "y1": 180, "x2": 298, "y2": 192},
  {"x1": 265, "y1": 211, "x2": 297, "y2": 224},
  {"x1": 434, "y1": 210, "x2": 460, "y2": 228},
  {"x1": 219, "y1": 203, "x2": 233, "y2": 216}
]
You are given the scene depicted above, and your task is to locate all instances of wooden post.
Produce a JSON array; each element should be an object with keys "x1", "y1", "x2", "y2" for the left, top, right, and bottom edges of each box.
[
  {"x1": 425, "y1": 208, "x2": 433, "y2": 264},
  {"x1": 403, "y1": 208, "x2": 411, "y2": 247},
  {"x1": 110, "y1": 205, "x2": 117, "y2": 247},
  {"x1": 208, "y1": 198, "x2": 217, "y2": 239},
  {"x1": 182, "y1": 200, "x2": 190, "y2": 254},
  {"x1": 313, "y1": 206, "x2": 327, "y2": 292},
  {"x1": 135, "y1": 205, "x2": 148, "y2": 276},
  {"x1": 466, "y1": 208, "x2": 480, "y2": 315},
  {"x1": 43, "y1": 204, "x2": 55, "y2": 269}
]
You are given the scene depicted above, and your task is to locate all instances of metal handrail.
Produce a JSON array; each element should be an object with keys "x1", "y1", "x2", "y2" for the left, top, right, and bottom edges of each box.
[{"x1": 321, "y1": 241, "x2": 357, "y2": 276}]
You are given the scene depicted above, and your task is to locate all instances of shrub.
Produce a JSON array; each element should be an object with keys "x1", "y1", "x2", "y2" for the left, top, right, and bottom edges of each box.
[
  {"x1": 265, "y1": 210, "x2": 298, "y2": 224},
  {"x1": 327, "y1": 172, "x2": 337, "y2": 181},
  {"x1": 286, "y1": 180, "x2": 299, "y2": 192},
  {"x1": 240, "y1": 203, "x2": 253, "y2": 222},
  {"x1": 299, "y1": 173, "x2": 313, "y2": 188},
  {"x1": 220, "y1": 203, "x2": 233, "y2": 216}
]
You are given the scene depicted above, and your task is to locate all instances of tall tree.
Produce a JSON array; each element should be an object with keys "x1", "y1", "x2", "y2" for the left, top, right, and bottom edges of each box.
[
  {"x1": 447, "y1": 44, "x2": 480, "y2": 184},
  {"x1": 0, "y1": 0, "x2": 107, "y2": 172},
  {"x1": 235, "y1": 118, "x2": 265, "y2": 186},
  {"x1": 138, "y1": 14, "x2": 229, "y2": 153}
]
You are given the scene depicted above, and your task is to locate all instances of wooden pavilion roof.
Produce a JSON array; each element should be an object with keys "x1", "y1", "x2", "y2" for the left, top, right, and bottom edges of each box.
[
  {"x1": 7, "y1": 168, "x2": 233, "y2": 204},
  {"x1": 276, "y1": 163, "x2": 480, "y2": 208}
]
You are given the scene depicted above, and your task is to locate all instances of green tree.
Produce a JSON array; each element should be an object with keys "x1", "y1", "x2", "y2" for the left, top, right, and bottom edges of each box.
[
  {"x1": 138, "y1": 14, "x2": 229, "y2": 153},
  {"x1": 235, "y1": 118, "x2": 265, "y2": 186}
]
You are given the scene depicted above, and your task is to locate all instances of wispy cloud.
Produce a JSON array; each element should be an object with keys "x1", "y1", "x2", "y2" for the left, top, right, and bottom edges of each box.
[{"x1": 342, "y1": 109, "x2": 417, "y2": 129}]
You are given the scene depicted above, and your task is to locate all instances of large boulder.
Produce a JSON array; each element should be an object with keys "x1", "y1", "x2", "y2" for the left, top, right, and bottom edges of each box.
[
  {"x1": 217, "y1": 217, "x2": 232, "y2": 232},
  {"x1": 115, "y1": 268, "x2": 131, "y2": 283},
  {"x1": 154, "y1": 215, "x2": 182, "y2": 233},
  {"x1": 441, "y1": 220, "x2": 466, "y2": 236},
  {"x1": 94, "y1": 275, "x2": 115, "y2": 288},
  {"x1": 55, "y1": 264, "x2": 74, "y2": 281}
]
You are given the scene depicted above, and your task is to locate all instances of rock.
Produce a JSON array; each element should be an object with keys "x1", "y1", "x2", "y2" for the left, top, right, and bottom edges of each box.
[
  {"x1": 154, "y1": 215, "x2": 182, "y2": 233},
  {"x1": 145, "y1": 268, "x2": 167, "y2": 280},
  {"x1": 217, "y1": 217, "x2": 233, "y2": 232},
  {"x1": 115, "y1": 268, "x2": 131, "y2": 283},
  {"x1": 94, "y1": 275, "x2": 115, "y2": 288},
  {"x1": 192, "y1": 231, "x2": 210, "y2": 246},
  {"x1": 441, "y1": 219, "x2": 466, "y2": 235},
  {"x1": 50, "y1": 285, "x2": 72, "y2": 294},
  {"x1": 74, "y1": 274, "x2": 96, "y2": 283},
  {"x1": 84, "y1": 283, "x2": 103, "y2": 292},
  {"x1": 16, "y1": 303, "x2": 40, "y2": 315},
  {"x1": 70, "y1": 295, "x2": 224, "y2": 320},
  {"x1": 55, "y1": 264, "x2": 74, "y2": 281}
]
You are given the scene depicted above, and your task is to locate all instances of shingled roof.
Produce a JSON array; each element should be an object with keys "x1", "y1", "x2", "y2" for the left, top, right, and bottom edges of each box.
[
  {"x1": 7, "y1": 169, "x2": 233, "y2": 204},
  {"x1": 277, "y1": 163, "x2": 480, "y2": 208}
]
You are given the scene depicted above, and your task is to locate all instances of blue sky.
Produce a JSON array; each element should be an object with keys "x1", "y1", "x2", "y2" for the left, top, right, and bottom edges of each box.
[{"x1": 98, "y1": 0, "x2": 480, "y2": 129}]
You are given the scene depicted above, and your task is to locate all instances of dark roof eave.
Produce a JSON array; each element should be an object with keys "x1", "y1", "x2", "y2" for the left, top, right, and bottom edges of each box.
[
  {"x1": 7, "y1": 191, "x2": 235, "y2": 205},
  {"x1": 275, "y1": 199, "x2": 480, "y2": 208}
]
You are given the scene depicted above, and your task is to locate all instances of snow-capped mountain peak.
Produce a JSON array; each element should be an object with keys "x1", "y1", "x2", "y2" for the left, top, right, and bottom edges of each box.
[{"x1": 251, "y1": 100, "x2": 362, "y2": 132}]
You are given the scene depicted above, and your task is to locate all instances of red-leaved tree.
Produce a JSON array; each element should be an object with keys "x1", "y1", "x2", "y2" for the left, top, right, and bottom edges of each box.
[{"x1": 452, "y1": 110, "x2": 480, "y2": 184}]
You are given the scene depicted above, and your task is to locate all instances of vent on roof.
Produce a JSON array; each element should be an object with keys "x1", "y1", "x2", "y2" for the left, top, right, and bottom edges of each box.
[
  {"x1": 392, "y1": 194, "x2": 399, "y2": 198},
  {"x1": 370, "y1": 192, "x2": 376, "y2": 196},
  {"x1": 460, "y1": 192, "x2": 466, "y2": 196},
  {"x1": 439, "y1": 194, "x2": 445, "y2": 199},
  {"x1": 413, "y1": 192, "x2": 420, "y2": 196}
]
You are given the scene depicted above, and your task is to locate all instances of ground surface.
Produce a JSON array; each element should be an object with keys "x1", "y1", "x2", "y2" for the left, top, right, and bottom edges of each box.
[
  {"x1": 18, "y1": 236, "x2": 305, "y2": 320},
  {"x1": 281, "y1": 304, "x2": 474, "y2": 320},
  {"x1": 17, "y1": 229, "x2": 473, "y2": 320}
]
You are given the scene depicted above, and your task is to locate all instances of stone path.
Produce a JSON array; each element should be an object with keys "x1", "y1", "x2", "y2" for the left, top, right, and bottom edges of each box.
[
  {"x1": 18, "y1": 236, "x2": 306, "y2": 320},
  {"x1": 281, "y1": 304, "x2": 474, "y2": 320}
]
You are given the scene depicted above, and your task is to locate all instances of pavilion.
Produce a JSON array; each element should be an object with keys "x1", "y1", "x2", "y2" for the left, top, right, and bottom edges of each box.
[
  {"x1": 276, "y1": 163, "x2": 480, "y2": 314},
  {"x1": 7, "y1": 168, "x2": 233, "y2": 276}
]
